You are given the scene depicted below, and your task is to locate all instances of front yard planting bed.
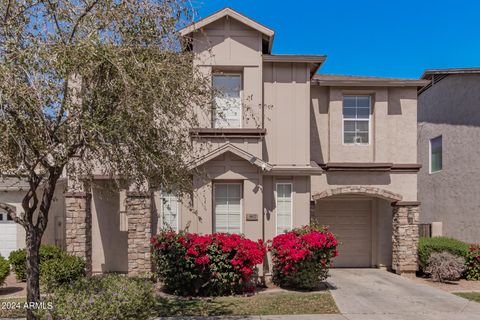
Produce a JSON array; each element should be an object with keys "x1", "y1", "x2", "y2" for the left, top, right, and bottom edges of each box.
[
  {"x1": 454, "y1": 292, "x2": 480, "y2": 303},
  {"x1": 0, "y1": 292, "x2": 339, "y2": 319},
  {"x1": 156, "y1": 292, "x2": 339, "y2": 317}
]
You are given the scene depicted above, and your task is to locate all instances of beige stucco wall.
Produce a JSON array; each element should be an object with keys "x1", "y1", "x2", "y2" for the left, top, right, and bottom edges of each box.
[
  {"x1": 312, "y1": 172, "x2": 417, "y2": 202},
  {"x1": 310, "y1": 86, "x2": 418, "y2": 164},
  {"x1": 263, "y1": 175, "x2": 310, "y2": 241},
  {"x1": 191, "y1": 16, "x2": 263, "y2": 129},
  {"x1": 183, "y1": 152, "x2": 263, "y2": 241},
  {"x1": 310, "y1": 85, "x2": 418, "y2": 201},
  {"x1": 418, "y1": 74, "x2": 480, "y2": 243},
  {"x1": 263, "y1": 62, "x2": 311, "y2": 166},
  {"x1": 91, "y1": 182, "x2": 127, "y2": 273}
]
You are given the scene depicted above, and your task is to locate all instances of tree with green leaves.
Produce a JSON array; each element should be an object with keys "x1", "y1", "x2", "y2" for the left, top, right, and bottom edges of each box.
[{"x1": 0, "y1": 1, "x2": 209, "y2": 318}]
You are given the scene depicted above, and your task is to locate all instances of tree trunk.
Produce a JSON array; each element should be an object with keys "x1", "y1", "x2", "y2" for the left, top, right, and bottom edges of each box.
[{"x1": 25, "y1": 229, "x2": 42, "y2": 320}]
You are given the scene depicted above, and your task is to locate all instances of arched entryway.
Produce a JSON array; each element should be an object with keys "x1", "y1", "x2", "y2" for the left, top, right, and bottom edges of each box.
[{"x1": 312, "y1": 187, "x2": 404, "y2": 269}]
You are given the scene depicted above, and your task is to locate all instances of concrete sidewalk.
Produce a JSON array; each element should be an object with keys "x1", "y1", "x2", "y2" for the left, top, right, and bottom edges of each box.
[{"x1": 154, "y1": 316, "x2": 346, "y2": 320}]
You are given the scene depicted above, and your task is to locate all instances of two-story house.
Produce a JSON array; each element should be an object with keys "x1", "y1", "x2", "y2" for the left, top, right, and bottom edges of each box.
[{"x1": 0, "y1": 8, "x2": 429, "y2": 276}]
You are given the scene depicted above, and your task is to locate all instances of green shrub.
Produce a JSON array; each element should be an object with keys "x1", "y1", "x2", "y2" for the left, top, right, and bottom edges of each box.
[
  {"x1": 8, "y1": 249, "x2": 27, "y2": 281},
  {"x1": 0, "y1": 255, "x2": 10, "y2": 285},
  {"x1": 418, "y1": 237, "x2": 469, "y2": 270},
  {"x1": 38, "y1": 274, "x2": 155, "y2": 320},
  {"x1": 9, "y1": 244, "x2": 64, "y2": 281},
  {"x1": 465, "y1": 245, "x2": 480, "y2": 280},
  {"x1": 40, "y1": 255, "x2": 86, "y2": 291}
]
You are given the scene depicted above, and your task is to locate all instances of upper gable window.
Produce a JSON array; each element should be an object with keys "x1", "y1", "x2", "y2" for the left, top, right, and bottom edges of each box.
[
  {"x1": 212, "y1": 73, "x2": 242, "y2": 128},
  {"x1": 343, "y1": 96, "x2": 371, "y2": 145}
]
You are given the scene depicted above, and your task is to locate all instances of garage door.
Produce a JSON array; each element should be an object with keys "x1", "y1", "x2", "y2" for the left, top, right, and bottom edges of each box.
[
  {"x1": 313, "y1": 199, "x2": 372, "y2": 267},
  {"x1": 0, "y1": 211, "x2": 17, "y2": 259}
]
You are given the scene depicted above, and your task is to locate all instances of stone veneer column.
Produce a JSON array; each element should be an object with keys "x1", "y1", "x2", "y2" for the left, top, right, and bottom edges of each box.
[
  {"x1": 392, "y1": 202, "x2": 420, "y2": 274},
  {"x1": 126, "y1": 191, "x2": 152, "y2": 276},
  {"x1": 65, "y1": 192, "x2": 92, "y2": 275}
]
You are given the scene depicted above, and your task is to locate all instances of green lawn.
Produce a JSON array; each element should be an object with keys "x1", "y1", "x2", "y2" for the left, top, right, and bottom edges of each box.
[
  {"x1": 155, "y1": 292, "x2": 339, "y2": 317},
  {"x1": 0, "y1": 292, "x2": 339, "y2": 318},
  {"x1": 454, "y1": 292, "x2": 480, "y2": 303}
]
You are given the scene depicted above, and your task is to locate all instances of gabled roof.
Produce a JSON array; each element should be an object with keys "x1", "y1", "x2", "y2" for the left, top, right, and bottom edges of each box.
[
  {"x1": 179, "y1": 8, "x2": 275, "y2": 53},
  {"x1": 189, "y1": 143, "x2": 273, "y2": 171},
  {"x1": 420, "y1": 68, "x2": 480, "y2": 79},
  {"x1": 312, "y1": 74, "x2": 430, "y2": 87}
]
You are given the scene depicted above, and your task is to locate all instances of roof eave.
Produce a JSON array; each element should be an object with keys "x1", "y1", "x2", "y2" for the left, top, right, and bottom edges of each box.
[
  {"x1": 312, "y1": 79, "x2": 430, "y2": 87},
  {"x1": 179, "y1": 7, "x2": 274, "y2": 37}
]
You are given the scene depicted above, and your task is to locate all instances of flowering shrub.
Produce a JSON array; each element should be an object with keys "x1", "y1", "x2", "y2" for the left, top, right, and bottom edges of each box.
[
  {"x1": 466, "y1": 245, "x2": 480, "y2": 280},
  {"x1": 269, "y1": 225, "x2": 338, "y2": 290},
  {"x1": 151, "y1": 230, "x2": 265, "y2": 296}
]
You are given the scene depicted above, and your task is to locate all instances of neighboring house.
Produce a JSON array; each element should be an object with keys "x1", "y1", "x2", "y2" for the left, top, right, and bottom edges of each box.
[
  {"x1": 418, "y1": 68, "x2": 480, "y2": 244},
  {"x1": 0, "y1": 8, "x2": 429, "y2": 276}
]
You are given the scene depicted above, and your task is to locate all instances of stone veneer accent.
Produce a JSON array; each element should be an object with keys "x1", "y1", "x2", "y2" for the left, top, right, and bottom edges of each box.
[
  {"x1": 392, "y1": 203, "x2": 420, "y2": 274},
  {"x1": 313, "y1": 186, "x2": 403, "y2": 202},
  {"x1": 126, "y1": 191, "x2": 152, "y2": 276},
  {"x1": 65, "y1": 192, "x2": 92, "y2": 275}
]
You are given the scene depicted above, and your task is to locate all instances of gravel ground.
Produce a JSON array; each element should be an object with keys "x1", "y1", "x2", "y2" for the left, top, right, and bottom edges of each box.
[
  {"x1": 404, "y1": 274, "x2": 480, "y2": 292},
  {"x1": 0, "y1": 273, "x2": 26, "y2": 298}
]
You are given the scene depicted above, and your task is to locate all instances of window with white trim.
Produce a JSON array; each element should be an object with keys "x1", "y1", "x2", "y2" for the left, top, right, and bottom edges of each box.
[
  {"x1": 214, "y1": 183, "x2": 241, "y2": 234},
  {"x1": 343, "y1": 95, "x2": 371, "y2": 144},
  {"x1": 161, "y1": 193, "x2": 179, "y2": 231},
  {"x1": 430, "y1": 135, "x2": 442, "y2": 173},
  {"x1": 276, "y1": 183, "x2": 292, "y2": 234},
  {"x1": 212, "y1": 73, "x2": 242, "y2": 128}
]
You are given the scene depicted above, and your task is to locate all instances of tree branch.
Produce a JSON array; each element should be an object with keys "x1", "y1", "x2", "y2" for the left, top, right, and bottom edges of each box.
[{"x1": 69, "y1": 0, "x2": 99, "y2": 42}]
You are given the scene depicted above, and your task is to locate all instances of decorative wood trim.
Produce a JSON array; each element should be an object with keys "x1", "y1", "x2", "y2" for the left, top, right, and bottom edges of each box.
[
  {"x1": 64, "y1": 192, "x2": 91, "y2": 198},
  {"x1": 393, "y1": 201, "x2": 421, "y2": 207},
  {"x1": 126, "y1": 191, "x2": 151, "y2": 198},
  {"x1": 190, "y1": 128, "x2": 266, "y2": 138},
  {"x1": 318, "y1": 162, "x2": 421, "y2": 173}
]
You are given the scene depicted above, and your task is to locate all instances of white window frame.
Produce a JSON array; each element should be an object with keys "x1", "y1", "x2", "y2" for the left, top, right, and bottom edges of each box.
[
  {"x1": 342, "y1": 95, "x2": 371, "y2": 146},
  {"x1": 0, "y1": 210, "x2": 14, "y2": 224},
  {"x1": 160, "y1": 193, "x2": 179, "y2": 231},
  {"x1": 213, "y1": 182, "x2": 243, "y2": 234},
  {"x1": 275, "y1": 182, "x2": 293, "y2": 235},
  {"x1": 429, "y1": 135, "x2": 443, "y2": 174},
  {"x1": 212, "y1": 72, "x2": 243, "y2": 129}
]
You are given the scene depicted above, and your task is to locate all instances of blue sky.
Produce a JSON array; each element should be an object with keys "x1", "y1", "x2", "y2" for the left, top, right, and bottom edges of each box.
[{"x1": 190, "y1": 0, "x2": 480, "y2": 78}]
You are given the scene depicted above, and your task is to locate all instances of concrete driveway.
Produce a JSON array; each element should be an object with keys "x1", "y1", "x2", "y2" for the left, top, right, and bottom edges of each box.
[{"x1": 327, "y1": 269, "x2": 480, "y2": 320}]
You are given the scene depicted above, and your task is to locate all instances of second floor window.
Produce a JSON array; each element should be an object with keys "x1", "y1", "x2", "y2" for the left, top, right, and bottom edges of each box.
[
  {"x1": 213, "y1": 73, "x2": 242, "y2": 128},
  {"x1": 430, "y1": 135, "x2": 442, "y2": 173},
  {"x1": 343, "y1": 95, "x2": 371, "y2": 145}
]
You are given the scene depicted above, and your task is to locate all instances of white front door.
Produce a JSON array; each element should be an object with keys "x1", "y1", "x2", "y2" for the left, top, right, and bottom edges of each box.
[{"x1": 0, "y1": 211, "x2": 17, "y2": 258}]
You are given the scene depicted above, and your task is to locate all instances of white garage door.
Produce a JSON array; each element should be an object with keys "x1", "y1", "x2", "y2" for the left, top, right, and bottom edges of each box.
[
  {"x1": 0, "y1": 211, "x2": 17, "y2": 259},
  {"x1": 313, "y1": 199, "x2": 372, "y2": 268}
]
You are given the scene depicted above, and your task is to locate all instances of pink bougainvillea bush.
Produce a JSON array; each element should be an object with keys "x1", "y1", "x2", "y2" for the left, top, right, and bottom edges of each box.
[
  {"x1": 269, "y1": 225, "x2": 338, "y2": 290},
  {"x1": 151, "y1": 230, "x2": 265, "y2": 296},
  {"x1": 466, "y1": 245, "x2": 480, "y2": 280}
]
